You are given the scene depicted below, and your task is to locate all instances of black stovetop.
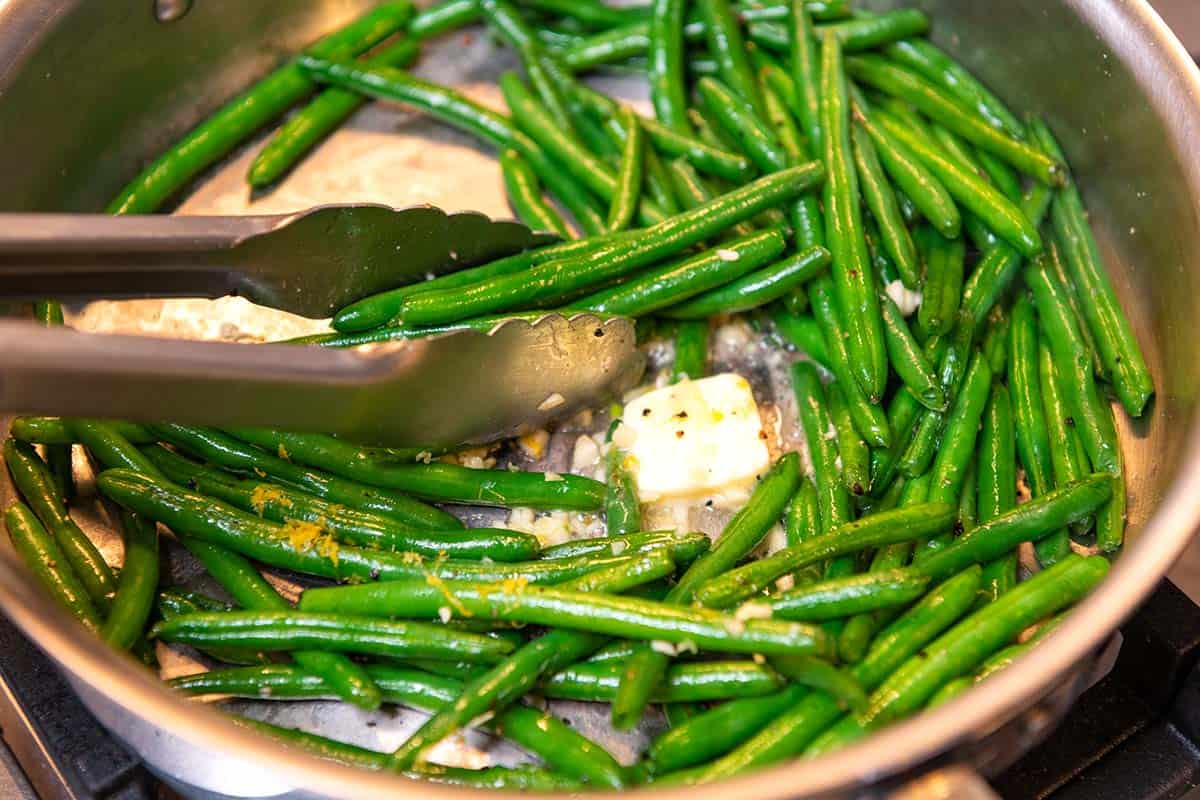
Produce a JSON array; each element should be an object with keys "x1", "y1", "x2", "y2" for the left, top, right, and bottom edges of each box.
[{"x1": 0, "y1": 577, "x2": 1196, "y2": 800}]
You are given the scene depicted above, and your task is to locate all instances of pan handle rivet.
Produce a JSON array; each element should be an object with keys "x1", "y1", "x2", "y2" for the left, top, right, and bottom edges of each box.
[{"x1": 154, "y1": 0, "x2": 193, "y2": 22}]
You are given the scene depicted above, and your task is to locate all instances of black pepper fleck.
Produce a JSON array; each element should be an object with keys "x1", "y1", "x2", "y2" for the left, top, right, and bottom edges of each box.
[
  {"x1": 642, "y1": 408, "x2": 652, "y2": 417},
  {"x1": 676, "y1": 430, "x2": 685, "y2": 438}
]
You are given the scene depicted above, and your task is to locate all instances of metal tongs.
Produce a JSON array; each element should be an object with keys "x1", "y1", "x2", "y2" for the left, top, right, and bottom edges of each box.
[{"x1": 0, "y1": 206, "x2": 643, "y2": 446}]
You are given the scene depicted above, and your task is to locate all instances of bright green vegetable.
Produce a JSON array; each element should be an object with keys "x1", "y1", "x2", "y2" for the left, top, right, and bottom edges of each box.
[
  {"x1": 649, "y1": 0, "x2": 691, "y2": 133},
  {"x1": 607, "y1": 106, "x2": 645, "y2": 231},
  {"x1": 809, "y1": 277, "x2": 891, "y2": 446},
  {"x1": 916, "y1": 225, "x2": 966, "y2": 338},
  {"x1": 846, "y1": 54, "x2": 1061, "y2": 185},
  {"x1": 827, "y1": 383, "x2": 871, "y2": 497},
  {"x1": 695, "y1": 566, "x2": 981, "y2": 779},
  {"x1": 805, "y1": 555, "x2": 1108, "y2": 755},
  {"x1": 248, "y1": 36, "x2": 422, "y2": 187},
  {"x1": 814, "y1": 9, "x2": 929, "y2": 50},
  {"x1": 228, "y1": 426, "x2": 604, "y2": 512},
  {"x1": 852, "y1": 122, "x2": 919, "y2": 287},
  {"x1": 914, "y1": 474, "x2": 1113, "y2": 581},
  {"x1": 879, "y1": 292, "x2": 945, "y2": 411},
  {"x1": 697, "y1": 0, "x2": 766, "y2": 117},
  {"x1": 101, "y1": 512, "x2": 159, "y2": 649},
  {"x1": 792, "y1": 361, "x2": 852, "y2": 532},
  {"x1": 97, "y1": 468, "x2": 646, "y2": 586},
  {"x1": 771, "y1": 307, "x2": 830, "y2": 368},
  {"x1": 566, "y1": 229, "x2": 787, "y2": 317},
  {"x1": 10, "y1": 417, "x2": 153, "y2": 446},
  {"x1": 143, "y1": 445, "x2": 538, "y2": 561},
  {"x1": 696, "y1": 77, "x2": 788, "y2": 174},
  {"x1": 695, "y1": 502, "x2": 955, "y2": 608},
  {"x1": 883, "y1": 39, "x2": 1024, "y2": 138},
  {"x1": 150, "y1": 425, "x2": 461, "y2": 527},
  {"x1": 821, "y1": 31, "x2": 887, "y2": 401},
  {"x1": 5, "y1": 502, "x2": 101, "y2": 632},
  {"x1": 762, "y1": 569, "x2": 930, "y2": 621},
  {"x1": 152, "y1": 610, "x2": 515, "y2": 663},
  {"x1": 610, "y1": 453, "x2": 802, "y2": 730},
  {"x1": 671, "y1": 320, "x2": 709, "y2": 382},
  {"x1": 500, "y1": 147, "x2": 574, "y2": 238},
  {"x1": 399, "y1": 164, "x2": 824, "y2": 324},
  {"x1": 604, "y1": 447, "x2": 643, "y2": 537},
  {"x1": 4, "y1": 439, "x2": 116, "y2": 611},
  {"x1": 109, "y1": 3, "x2": 413, "y2": 214},
  {"x1": 1031, "y1": 120, "x2": 1153, "y2": 416},
  {"x1": 665, "y1": 247, "x2": 831, "y2": 320}
]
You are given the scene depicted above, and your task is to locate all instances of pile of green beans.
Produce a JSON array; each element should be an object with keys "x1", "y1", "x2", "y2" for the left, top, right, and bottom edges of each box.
[{"x1": 6, "y1": 0, "x2": 1152, "y2": 791}]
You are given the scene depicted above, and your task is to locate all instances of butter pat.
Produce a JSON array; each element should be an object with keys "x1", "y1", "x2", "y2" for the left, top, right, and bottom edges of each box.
[{"x1": 618, "y1": 373, "x2": 770, "y2": 502}]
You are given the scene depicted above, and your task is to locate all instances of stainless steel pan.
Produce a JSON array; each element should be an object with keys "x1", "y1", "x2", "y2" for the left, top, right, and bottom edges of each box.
[{"x1": 1, "y1": 0, "x2": 1198, "y2": 797}]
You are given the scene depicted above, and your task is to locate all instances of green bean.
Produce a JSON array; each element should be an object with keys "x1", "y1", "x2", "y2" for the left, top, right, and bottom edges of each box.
[
  {"x1": 230, "y1": 426, "x2": 603, "y2": 511},
  {"x1": 649, "y1": 0, "x2": 691, "y2": 133},
  {"x1": 99, "y1": 512, "x2": 158, "y2": 650},
  {"x1": 248, "y1": 37, "x2": 421, "y2": 188},
  {"x1": 178, "y1": 534, "x2": 385, "y2": 707},
  {"x1": 1009, "y1": 296, "x2": 1071, "y2": 566},
  {"x1": 806, "y1": 555, "x2": 1107, "y2": 755},
  {"x1": 331, "y1": 236, "x2": 620, "y2": 333},
  {"x1": 611, "y1": 453, "x2": 802, "y2": 729},
  {"x1": 606, "y1": 106, "x2": 645, "y2": 232},
  {"x1": 847, "y1": 55, "x2": 1060, "y2": 187},
  {"x1": 792, "y1": 361, "x2": 852, "y2": 531},
  {"x1": 809, "y1": 277, "x2": 891, "y2": 445},
  {"x1": 400, "y1": 164, "x2": 824, "y2": 324},
  {"x1": 922, "y1": 354, "x2": 992, "y2": 555},
  {"x1": 1038, "y1": 339, "x2": 1092, "y2": 538},
  {"x1": 517, "y1": 0, "x2": 645, "y2": 28},
  {"x1": 826, "y1": 383, "x2": 870, "y2": 496},
  {"x1": 851, "y1": 97, "x2": 960, "y2": 239},
  {"x1": 914, "y1": 474, "x2": 1112, "y2": 582},
  {"x1": 694, "y1": 502, "x2": 955, "y2": 608},
  {"x1": 879, "y1": 292, "x2": 945, "y2": 411},
  {"x1": 761, "y1": 76, "x2": 825, "y2": 264},
  {"x1": 837, "y1": 474, "x2": 928, "y2": 662},
  {"x1": 785, "y1": 478, "x2": 821, "y2": 547},
  {"x1": 762, "y1": 569, "x2": 929, "y2": 622},
  {"x1": 408, "y1": 0, "x2": 480, "y2": 38},
  {"x1": 500, "y1": 148, "x2": 574, "y2": 237},
  {"x1": 144, "y1": 445, "x2": 538, "y2": 561},
  {"x1": 503, "y1": 73, "x2": 666, "y2": 226},
  {"x1": 671, "y1": 320, "x2": 709, "y2": 382},
  {"x1": 642, "y1": 142, "x2": 682, "y2": 216},
  {"x1": 567, "y1": 229, "x2": 787, "y2": 316},
  {"x1": 540, "y1": 531, "x2": 708, "y2": 563},
  {"x1": 914, "y1": 225, "x2": 965, "y2": 337},
  {"x1": 872, "y1": 107, "x2": 1040, "y2": 257},
  {"x1": 1030, "y1": 122, "x2": 1153, "y2": 416},
  {"x1": 4, "y1": 439, "x2": 115, "y2": 610},
  {"x1": 814, "y1": 9, "x2": 928, "y2": 51},
  {"x1": 790, "y1": 0, "x2": 823, "y2": 151},
  {"x1": 567, "y1": 83, "x2": 754, "y2": 181},
  {"x1": 289, "y1": 313, "x2": 572, "y2": 347},
  {"x1": 544, "y1": 660, "x2": 786, "y2": 703},
  {"x1": 697, "y1": 0, "x2": 766, "y2": 117},
  {"x1": 9, "y1": 417, "x2": 152, "y2": 446},
  {"x1": 975, "y1": 146, "x2": 1023, "y2": 202},
  {"x1": 852, "y1": 125, "x2": 919, "y2": 288},
  {"x1": 1025, "y1": 261, "x2": 1122, "y2": 480},
  {"x1": 772, "y1": 655, "x2": 866, "y2": 712},
  {"x1": 664, "y1": 247, "x2": 831, "y2": 319},
  {"x1": 383, "y1": 552, "x2": 672, "y2": 767},
  {"x1": 98, "y1": 468, "x2": 641, "y2": 586},
  {"x1": 926, "y1": 677, "x2": 972, "y2": 708},
  {"x1": 867, "y1": 388, "x2": 922, "y2": 495},
  {"x1": 974, "y1": 383, "x2": 1017, "y2": 605},
  {"x1": 604, "y1": 447, "x2": 642, "y2": 537},
  {"x1": 152, "y1": 425, "x2": 461, "y2": 527},
  {"x1": 821, "y1": 32, "x2": 888, "y2": 401},
  {"x1": 480, "y1": 0, "x2": 575, "y2": 129},
  {"x1": 883, "y1": 39, "x2": 1024, "y2": 139},
  {"x1": 697, "y1": 77, "x2": 789, "y2": 174},
  {"x1": 696, "y1": 566, "x2": 980, "y2": 779},
  {"x1": 771, "y1": 307, "x2": 830, "y2": 368},
  {"x1": 648, "y1": 685, "x2": 808, "y2": 774},
  {"x1": 4, "y1": 502, "x2": 101, "y2": 632},
  {"x1": 980, "y1": 307, "x2": 1011, "y2": 376},
  {"x1": 898, "y1": 319, "x2": 974, "y2": 478},
  {"x1": 153, "y1": 610, "x2": 514, "y2": 663},
  {"x1": 65, "y1": 419, "x2": 164, "y2": 478},
  {"x1": 157, "y1": 588, "x2": 269, "y2": 665},
  {"x1": 109, "y1": 4, "x2": 411, "y2": 214},
  {"x1": 959, "y1": 182, "x2": 1053, "y2": 327},
  {"x1": 1044, "y1": 236, "x2": 1107, "y2": 380},
  {"x1": 234, "y1": 716, "x2": 586, "y2": 790}
]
